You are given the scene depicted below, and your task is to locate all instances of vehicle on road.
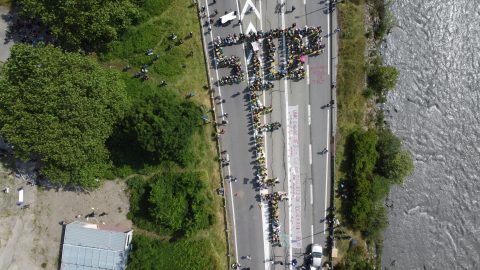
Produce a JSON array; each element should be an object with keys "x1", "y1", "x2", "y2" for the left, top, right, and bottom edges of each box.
[{"x1": 310, "y1": 244, "x2": 323, "y2": 269}]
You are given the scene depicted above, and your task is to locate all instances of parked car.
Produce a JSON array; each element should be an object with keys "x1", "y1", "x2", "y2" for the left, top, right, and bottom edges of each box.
[{"x1": 310, "y1": 244, "x2": 323, "y2": 268}]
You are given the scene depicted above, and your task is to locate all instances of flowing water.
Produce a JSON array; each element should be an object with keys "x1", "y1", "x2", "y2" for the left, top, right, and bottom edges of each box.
[{"x1": 381, "y1": 0, "x2": 480, "y2": 269}]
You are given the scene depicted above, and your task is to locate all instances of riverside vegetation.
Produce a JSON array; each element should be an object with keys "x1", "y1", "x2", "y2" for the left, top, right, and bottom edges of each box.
[
  {"x1": 0, "y1": 0, "x2": 226, "y2": 269},
  {"x1": 335, "y1": 0, "x2": 412, "y2": 269}
]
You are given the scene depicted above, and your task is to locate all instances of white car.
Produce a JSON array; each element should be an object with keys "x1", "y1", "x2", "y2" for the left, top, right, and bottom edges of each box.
[{"x1": 310, "y1": 244, "x2": 323, "y2": 268}]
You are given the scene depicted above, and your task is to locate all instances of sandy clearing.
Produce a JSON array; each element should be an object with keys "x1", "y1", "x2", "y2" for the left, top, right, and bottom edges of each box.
[{"x1": 0, "y1": 161, "x2": 131, "y2": 270}]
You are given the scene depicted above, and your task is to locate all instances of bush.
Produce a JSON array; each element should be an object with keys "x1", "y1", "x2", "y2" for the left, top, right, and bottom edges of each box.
[
  {"x1": 367, "y1": 64, "x2": 399, "y2": 98},
  {"x1": 349, "y1": 129, "x2": 378, "y2": 178},
  {"x1": 123, "y1": 91, "x2": 202, "y2": 167},
  {"x1": 127, "y1": 169, "x2": 213, "y2": 236},
  {"x1": 336, "y1": 245, "x2": 375, "y2": 270},
  {"x1": 128, "y1": 234, "x2": 218, "y2": 270}
]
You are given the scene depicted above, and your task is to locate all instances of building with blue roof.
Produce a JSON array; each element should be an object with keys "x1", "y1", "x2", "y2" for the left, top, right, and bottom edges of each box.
[{"x1": 60, "y1": 221, "x2": 133, "y2": 270}]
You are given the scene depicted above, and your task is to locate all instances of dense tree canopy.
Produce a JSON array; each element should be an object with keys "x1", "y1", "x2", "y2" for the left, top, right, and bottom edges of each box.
[
  {"x1": 123, "y1": 91, "x2": 202, "y2": 166},
  {"x1": 0, "y1": 44, "x2": 128, "y2": 187},
  {"x1": 16, "y1": 0, "x2": 140, "y2": 51},
  {"x1": 376, "y1": 128, "x2": 413, "y2": 184}
]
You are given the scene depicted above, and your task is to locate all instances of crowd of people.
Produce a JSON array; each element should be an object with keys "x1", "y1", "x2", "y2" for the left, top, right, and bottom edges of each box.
[
  {"x1": 212, "y1": 24, "x2": 324, "y2": 83},
  {"x1": 209, "y1": 9, "x2": 327, "y2": 248},
  {"x1": 243, "y1": 42, "x2": 289, "y2": 245}
]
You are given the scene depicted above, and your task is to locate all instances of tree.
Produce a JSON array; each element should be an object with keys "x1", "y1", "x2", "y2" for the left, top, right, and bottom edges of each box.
[
  {"x1": 16, "y1": 0, "x2": 140, "y2": 52},
  {"x1": 350, "y1": 129, "x2": 379, "y2": 178},
  {"x1": 367, "y1": 65, "x2": 399, "y2": 96},
  {"x1": 124, "y1": 91, "x2": 202, "y2": 166},
  {"x1": 376, "y1": 128, "x2": 413, "y2": 183},
  {"x1": 0, "y1": 44, "x2": 128, "y2": 188}
]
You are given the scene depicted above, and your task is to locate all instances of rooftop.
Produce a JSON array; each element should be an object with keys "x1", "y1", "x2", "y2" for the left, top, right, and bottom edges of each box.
[{"x1": 60, "y1": 221, "x2": 132, "y2": 270}]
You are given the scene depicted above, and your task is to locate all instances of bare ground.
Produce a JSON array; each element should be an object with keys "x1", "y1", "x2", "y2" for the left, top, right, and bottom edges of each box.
[{"x1": 0, "y1": 162, "x2": 131, "y2": 270}]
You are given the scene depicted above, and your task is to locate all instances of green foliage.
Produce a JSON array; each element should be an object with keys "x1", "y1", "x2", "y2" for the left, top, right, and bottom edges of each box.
[
  {"x1": 367, "y1": 0, "x2": 396, "y2": 40},
  {"x1": 16, "y1": 0, "x2": 140, "y2": 52},
  {"x1": 123, "y1": 91, "x2": 202, "y2": 167},
  {"x1": 350, "y1": 129, "x2": 378, "y2": 178},
  {"x1": 0, "y1": 44, "x2": 128, "y2": 188},
  {"x1": 127, "y1": 170, "x2": 213, "y2": 236},
  {"x1": 336, "y1": 245, "x2": 375, "y2": 270},
  {"x1": 363, "y1": 203, "x2": 388, "y2": 239},
  {"x1": 367, "y1": 64, "x2": 399, "y2": 99},
  {"x1": 343, "y1": 128, "x2": 408, "y2": 236},
  {"x1": 128, "y1": 234, "x2": 218, "y2": 270},
  {"x1": 376, "y1": 128, "x2": 413, "y2": 183}
]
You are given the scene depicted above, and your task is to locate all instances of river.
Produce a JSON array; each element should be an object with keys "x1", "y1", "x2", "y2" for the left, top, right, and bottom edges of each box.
[{"x1": 381, "y1": 0, "x2": 480, "y2": 269}]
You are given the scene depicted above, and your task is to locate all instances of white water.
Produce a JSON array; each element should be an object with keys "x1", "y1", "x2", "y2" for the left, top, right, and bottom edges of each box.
[{"x1": 381, "y1": 0, "x2": 480, "y2": 269}]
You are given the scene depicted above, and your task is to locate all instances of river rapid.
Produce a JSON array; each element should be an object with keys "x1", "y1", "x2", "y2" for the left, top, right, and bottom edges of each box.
[{"x1": 381, "y1": 0, "x2": 480, "y2": 269}]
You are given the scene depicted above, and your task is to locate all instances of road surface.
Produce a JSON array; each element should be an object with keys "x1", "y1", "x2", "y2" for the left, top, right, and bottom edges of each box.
[{"x1": 197, "y1": 0, "x2": 338, "y2": 268}]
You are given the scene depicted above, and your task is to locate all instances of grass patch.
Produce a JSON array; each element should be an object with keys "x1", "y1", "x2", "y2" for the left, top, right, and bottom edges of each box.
[
  {"x1": 128, "y1": 233, "x2": 221, "y2": 270},
  {"x1": 334, "y1": 0, "x2": 368, "y2": 266},
  {"x1": 335, "y1": 0, "x2": 366, "y2": 194},
  {"x1": 0, "y1": 0, "x2": 10, "y2": 7},
  {"x1": 99, "y1": 0, "x2": 226, "y2": 269}
]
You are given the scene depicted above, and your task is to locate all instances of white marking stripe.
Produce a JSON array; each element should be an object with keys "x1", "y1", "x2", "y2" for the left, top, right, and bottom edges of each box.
[
  {"x1": 240, "y1": 0, "x2": 261, "y2": 20},
  {"x1": 308, "y1": 104, "x2": 311, "y2": 126},
  {"x1": 246, "y1": 22, "x2": 258, "y2": 35},
  {"x1": 324, "y1": 109, "x2": 330, "y2": 234},
  {"x1": 309, "y1": 144, "x2": 312, "y2": 165},
  {"x1": 306, "y1": 63, "x2": 310, "y2": 85}
]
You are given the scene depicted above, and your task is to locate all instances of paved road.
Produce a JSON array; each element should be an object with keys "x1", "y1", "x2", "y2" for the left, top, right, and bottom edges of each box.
[{"x1": 197, "y1": 0, "x2": 338, "y2": 269}]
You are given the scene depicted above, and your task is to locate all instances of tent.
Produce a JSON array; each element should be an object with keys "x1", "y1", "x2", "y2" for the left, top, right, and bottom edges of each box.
[
  {"x1": 17, "y1": 188, "x2": 23, "y2": 205},
  {"x1": 220, "y1": 12, "x2": 236, "y2": 24}
]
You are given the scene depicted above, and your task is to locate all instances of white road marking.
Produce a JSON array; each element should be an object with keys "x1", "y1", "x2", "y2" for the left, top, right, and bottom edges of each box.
[
  {"x1": 310, "y1": 183, "x2": 313, "y2": 205},
  {"x1": 202, "y1": 0, "x2": 239, "y2": 261},
  {"x1": 280, "y1": 0, "x2": 293, "y2": 267},
  {"x1": 306, "y1": 63, "x2": 310, "y2": 85},
  {"x1": 308, "y1": 104, "x2": 311, "y2": 126},
  {"x1": 240, "y1": 0, "x2": 261, "y2": 20},
  {"x1": 323, "y1": 109, "x2": 330, "y2": 234},
  {"x1": 309, "y1": 143, "x2": 312, "y2": 165},
  {"x1": 246, "y1": 22, "x2": 258, "y2": 35}
]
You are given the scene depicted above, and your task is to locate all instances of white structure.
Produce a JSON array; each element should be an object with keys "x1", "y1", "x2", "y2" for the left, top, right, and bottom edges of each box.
[
  {"x1": 60, "y1": 221, "x2": 133, "y2": 270},
  {"x1": 17, "y1": 188, "x2": 23, "y2": 205}
]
